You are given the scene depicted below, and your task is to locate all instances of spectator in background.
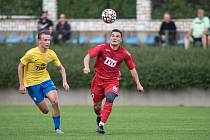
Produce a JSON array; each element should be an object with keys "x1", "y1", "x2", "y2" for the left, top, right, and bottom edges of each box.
[
  {"x1": 38, "y1": 11, "x2": 54, "y2": 34},
  {"x1": 184, "y1": 9, "x2": 210, "y2": 49},
  {"x1": 53, "y1": 14, "x2": 71, "y2": 44},
  {"x1": 158, "y1": 12, "x2": 177, "y2": 46}
]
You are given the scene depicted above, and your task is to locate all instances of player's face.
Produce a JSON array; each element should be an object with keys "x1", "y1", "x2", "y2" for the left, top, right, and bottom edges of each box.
[
  {"x1": 40, "y1": 34, "x2": 51, "y2": 49},
  {"x1": 110, "y1": 32, "x2": 122, "y2": 46}
]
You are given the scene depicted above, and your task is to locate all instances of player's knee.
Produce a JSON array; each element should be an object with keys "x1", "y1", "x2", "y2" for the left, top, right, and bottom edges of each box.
[
  {"x1": 41, "y1": 108, "x2": 49, "y2": 114},
  {"x1": 105, "y1": 92, "x2": 117, "y2": 103},
  {"x1": 38, "y1": 101, "x2": 49, "y2": 114},
  {"x1": 94, "y1": 103, "x2": 101, "y2": 110},
  {"x1": 51, "y1": 98, "x2": 59, "y2": 106}
]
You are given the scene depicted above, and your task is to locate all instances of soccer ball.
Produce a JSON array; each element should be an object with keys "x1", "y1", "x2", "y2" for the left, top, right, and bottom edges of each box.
[{"x1": 101, "y1": 9, "x2": 117, "y2": 24}]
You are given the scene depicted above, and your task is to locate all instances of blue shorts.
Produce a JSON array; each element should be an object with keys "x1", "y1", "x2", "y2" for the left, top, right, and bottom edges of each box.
[{"x1": 27, "y1": 80, "x2": 57, "y2": 105}]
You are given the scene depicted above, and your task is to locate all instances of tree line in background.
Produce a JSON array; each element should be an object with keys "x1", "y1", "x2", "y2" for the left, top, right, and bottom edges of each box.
[
  {"x1": 0, "y1": 0, "x2": 136, "y2": 19},
  {"x1": 0, "y1": 0, "x2": 42, "y2": 17},
  {"x1": 57, "y1": 0, "x2": 136, "y2": 19},
  {"x1": 152, "y1": 0, "x2": 210, "y2": 19}
]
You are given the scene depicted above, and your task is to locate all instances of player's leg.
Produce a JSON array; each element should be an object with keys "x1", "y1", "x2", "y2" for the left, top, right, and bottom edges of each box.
[
  {"x1": 42, "y1": 80, "x2": 63, "y2": 134},
  {"x1": 46, "y1": 90, "x2": 60, "y2": 117},
  {"x1": 97, "y1": 84, "x2": 118, "y2": 134},
  {"x1": 27, "y1": 85, "x2": 49, "y2": 114},
  {"x1": 46, "y1": 90, "x2": 63, "y2": 133},
  {"x1": 93, "y1": 101, "x2": 102, "y2": 126},
  {"x1": 100, "y1": 92, "x2": 117, "y2": 124},
  {"x1": 37, "y1": 101, "x2": 49, "y2": 114},
  {"x1": 91, "y1": 76, "x2": 105, "y2": 126},
  {"x1": 91, "y1": 92, "x2": 104, "y2": 126}
]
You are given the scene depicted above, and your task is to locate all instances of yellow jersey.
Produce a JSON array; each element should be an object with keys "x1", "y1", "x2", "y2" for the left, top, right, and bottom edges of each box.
[{"x1": 20, "y1": 47, "x2": 61, "y2": 87}]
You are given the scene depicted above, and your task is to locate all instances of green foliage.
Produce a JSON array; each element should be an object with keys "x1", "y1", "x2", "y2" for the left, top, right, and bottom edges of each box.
[
  {"x1": 0, "y1": 0, "x2": 42, "y2": 16},
  {"x1": 122, "y1": 47, "x2": 210, "y2": 90},
  {"x1": 58, "y1": 0, "x2": 136, "y2": 19},
  {"x1": 152, "y1": 0, "x2": 210, "y2": 19},
  {"x1": 1, "y1": 45, "x2": 210, "y2": 90}
]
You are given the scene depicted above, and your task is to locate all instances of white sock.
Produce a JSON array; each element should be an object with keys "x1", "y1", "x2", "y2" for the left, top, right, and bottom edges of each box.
[{"x1": 99, "y1": 122, "x2": 105, "y2": 126}]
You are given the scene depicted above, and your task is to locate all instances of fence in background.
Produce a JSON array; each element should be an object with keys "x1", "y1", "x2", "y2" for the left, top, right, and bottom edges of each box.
[{"x1": 0, "y1": 30, "x2": 187, "y2": 47}]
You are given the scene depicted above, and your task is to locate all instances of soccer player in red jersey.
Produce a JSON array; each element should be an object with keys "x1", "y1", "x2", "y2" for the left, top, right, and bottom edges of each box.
[{"x1": 83, "y1": 29, "x2": 144, "y2": 134}]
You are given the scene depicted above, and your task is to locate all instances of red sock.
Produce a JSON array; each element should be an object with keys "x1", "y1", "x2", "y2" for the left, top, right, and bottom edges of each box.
[{"x1": 101, "y1": 102, "x2": 113, "y2": 123}]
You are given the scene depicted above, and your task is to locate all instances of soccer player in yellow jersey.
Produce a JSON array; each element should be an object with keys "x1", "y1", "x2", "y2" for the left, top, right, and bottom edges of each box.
[{"x1": 18, "y1": 30, "x2": 69, "y2": 134}]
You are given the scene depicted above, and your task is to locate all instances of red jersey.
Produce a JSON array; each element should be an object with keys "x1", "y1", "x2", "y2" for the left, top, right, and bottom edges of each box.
[{"x1": 88, "y1": 43, "x2": 135, "y2": 82}]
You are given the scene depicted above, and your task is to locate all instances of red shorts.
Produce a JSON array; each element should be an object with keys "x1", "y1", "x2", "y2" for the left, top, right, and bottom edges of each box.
[{"x1": 91, "y1": 76, "x2": 119, "y2": 103}]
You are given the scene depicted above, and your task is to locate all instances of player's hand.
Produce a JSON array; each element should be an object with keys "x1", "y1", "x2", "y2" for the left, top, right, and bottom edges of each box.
[
  {"x1": 83, "y1": 67, "x2": 90, "y2": 75},
  {"x1": 137, "y1": 84, "x2": 144, "y2": 95},
  {"x1": 19, "y1": 84, "x2": 27, "y2": 94},
  {"x1": 63, "y1": 82, "x2": 70, "y2": 92}
]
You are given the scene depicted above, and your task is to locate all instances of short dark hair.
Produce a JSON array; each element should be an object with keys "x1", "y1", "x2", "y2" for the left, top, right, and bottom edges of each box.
[
  {"x1": 111, "y1": 29, "x2": 122, "y2": 37},
  {"x1": 38, "y1": 30, "x2": 51, "y2": 40},
  {"x1": 42, "y1": 10, "x2": 48, "y2": 14}
]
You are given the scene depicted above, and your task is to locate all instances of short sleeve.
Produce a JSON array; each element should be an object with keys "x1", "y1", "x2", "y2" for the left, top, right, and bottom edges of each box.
[
  {"x1": 51, "y1": 51, "x2": 61, "y2": 67},
  {"x1": 20, "y1": 51, "x2": 31, "y2": 65},
  {"x1": 88, "y1": 44, "x2": 104, "y2": 58},
  {"x1": 204, "y1": 17, "x2": 210, "y2": 28},
  {"x1": 124, "y1": 51, "x2": 135, "y2": 70}
]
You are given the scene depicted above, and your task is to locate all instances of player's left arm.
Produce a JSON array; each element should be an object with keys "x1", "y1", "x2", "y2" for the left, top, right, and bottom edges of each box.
[
  {"x1": 52, "y1": 51, "x2": 70, "y2": 91},
  {"x1": 57, "y1": 64, "x2": 70, "y2": 92},
  {"x1": 124, "y1": 50, "x2": 144, "y2": 95},
  {"x1": 130, "y1": 68, "x2": 144, "y2": 95}
]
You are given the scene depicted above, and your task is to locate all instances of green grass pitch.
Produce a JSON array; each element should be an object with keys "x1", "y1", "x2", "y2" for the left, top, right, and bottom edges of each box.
[{"x1": 0, "y1": 106, "x2": 209, "y2": 140}]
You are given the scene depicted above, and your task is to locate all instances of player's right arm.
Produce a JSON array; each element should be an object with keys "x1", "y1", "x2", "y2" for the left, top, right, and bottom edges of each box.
[
  {"x1": 18, "y1": 50, "x2": 32, "y2": 94},
  {"x1": 83, "y1": 44, "x2": 104, "y2": 75},
  {"x1": 83, "y1": 54, "x2": 91, "y2": 75},
  {"x1": 18, "y1": 63, "x2": 27, "y2": 94}
]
